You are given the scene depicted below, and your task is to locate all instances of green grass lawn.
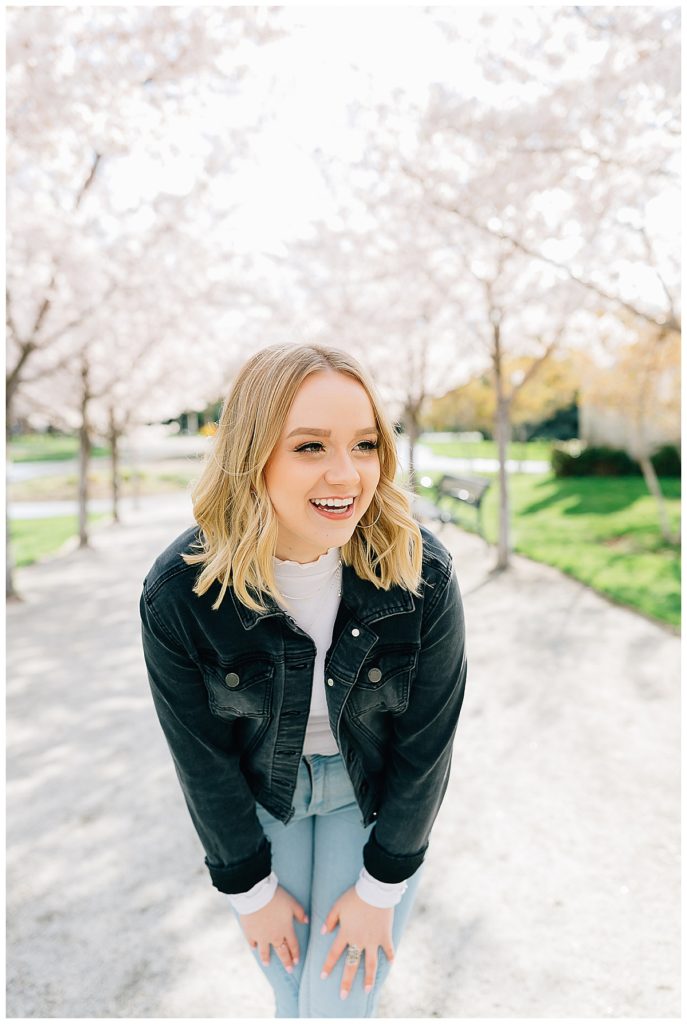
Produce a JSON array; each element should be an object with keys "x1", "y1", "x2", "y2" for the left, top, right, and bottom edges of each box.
[
  {"x1": 8, "y1": 433, "x2": 110, "y2": 462},
  {"x1": 420, "y1": 472, "x2": 681, "y2": 629},
  {"x1": 419, "y1": 436, "x2": 554, "y2": 462},
  {"x1": 9, "y1": 514, "x2": 111, "y2": 567},
  {"x1": 9, "y1": 466, "x2": 196, "y2": 502}
]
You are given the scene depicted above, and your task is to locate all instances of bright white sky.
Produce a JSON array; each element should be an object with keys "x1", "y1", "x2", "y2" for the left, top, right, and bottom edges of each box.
[
  {"x1": 107, "y1": 5, "x2": 676, "y2": 310},
  {"x1": 208, "y1": 6, "x2": 548, "y2": 251}
]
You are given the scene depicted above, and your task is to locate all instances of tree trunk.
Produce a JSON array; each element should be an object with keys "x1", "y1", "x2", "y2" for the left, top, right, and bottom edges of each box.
[
  {"x1": 402, "y1": 392, "x2": 426, "y2": 494},
  {"x1": 109, "y1": 409, "x2": 120, "y2": 525},
  {"x1": 495, "y1": 394, "x2": 512, "y2": 569},
  {"x1": 6, "y1": 477, "x2": 20, "y2": 602},
  {"x1": 78, "y1": 361, "x2": 91, "y2": 549},
  {"x1": 6, "y1": 393, "x2": 21, "y2": 600},
  {"x1": 631, "y1": 331, "x2": 679, "y2": 545},
  {"x1": 493, "y1": 321, "x2": 512, "y2": 570},
  {"x1": 637, "y1": 453, "x2": 679, "y2": 544},
  {"x1": 403, "y1": 404, "x2": 421, "y2": 493}
]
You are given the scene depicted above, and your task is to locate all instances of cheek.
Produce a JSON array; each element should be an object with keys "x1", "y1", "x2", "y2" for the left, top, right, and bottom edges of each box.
[
  {"x1": 367, "y1": 461, "x2": 381, "y2": 487},
  {"x1": 268, "y1": 462, "x2": 315, "y2": 502}
]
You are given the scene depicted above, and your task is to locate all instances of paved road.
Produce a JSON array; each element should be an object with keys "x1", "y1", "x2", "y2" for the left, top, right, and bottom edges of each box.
[{"x1": 6, "y1": 499, "x2": 680, "y2": 1017}]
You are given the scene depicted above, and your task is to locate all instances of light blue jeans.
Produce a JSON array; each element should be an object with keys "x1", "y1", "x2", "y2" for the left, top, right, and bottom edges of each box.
[{"x1": 229, "y1": 752, "x2": 425, "y2": 1018}]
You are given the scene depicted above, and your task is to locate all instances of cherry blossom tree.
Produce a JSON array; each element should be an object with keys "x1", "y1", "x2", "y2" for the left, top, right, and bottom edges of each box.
[
  {"x1": 7, "y1": 4, "x2": 679, "y2": 600},
  {"x1": 6, "y1": 5, "x2": 287, "y2": 598},
  {"x1": 285, "y1": 5, "x2": 679, "y2": 567}
]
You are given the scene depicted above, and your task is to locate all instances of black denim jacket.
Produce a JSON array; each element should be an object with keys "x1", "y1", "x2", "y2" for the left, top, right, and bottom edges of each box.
[{"x1": 139, "y1": 523, "x2": 467, "y2": 894}]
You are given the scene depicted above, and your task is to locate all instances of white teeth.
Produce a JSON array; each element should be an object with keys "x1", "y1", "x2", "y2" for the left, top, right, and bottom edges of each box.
[{"x1": 312, "y1": 497, "x2": 354, "y2": 508}]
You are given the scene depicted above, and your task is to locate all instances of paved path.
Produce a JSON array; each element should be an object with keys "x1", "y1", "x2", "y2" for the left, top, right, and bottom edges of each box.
[{"x1": 6, "y1": 497, "x2": 680, "y2": 1017}]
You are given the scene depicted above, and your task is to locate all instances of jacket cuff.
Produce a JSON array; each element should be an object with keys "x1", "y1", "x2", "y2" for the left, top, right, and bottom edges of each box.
[
  {"x1": 355, "y1": 866, "x2": 407, "y2": 908},
  {"x1": 362, "y1": 828, "x2": 427, "y2": 884},
  {"x1": 226, "y1": 870, "x2": 280, "y2": 914},
  {"x1": 204, "y1": 834, "x2": 272, "y2": 894}
]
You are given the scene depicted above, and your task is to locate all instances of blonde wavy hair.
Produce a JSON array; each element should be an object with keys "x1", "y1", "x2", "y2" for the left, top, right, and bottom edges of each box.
[{"x1": 181, "y1": 343, "x2": 424, "y2": 612}]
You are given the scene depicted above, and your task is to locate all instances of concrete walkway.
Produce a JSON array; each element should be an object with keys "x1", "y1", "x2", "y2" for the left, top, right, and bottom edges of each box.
[{"x1": 6, "y1": 497, "x2": 680, "y2": 1017}]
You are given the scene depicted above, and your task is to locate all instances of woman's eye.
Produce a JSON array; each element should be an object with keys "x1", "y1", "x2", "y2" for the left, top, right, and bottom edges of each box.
[
  {"x1": 294, "y1": 440, "x2": 379, "y2": 453},
  {"x1": 294, "y1": 442, "x2": 324, "y2": 453}
]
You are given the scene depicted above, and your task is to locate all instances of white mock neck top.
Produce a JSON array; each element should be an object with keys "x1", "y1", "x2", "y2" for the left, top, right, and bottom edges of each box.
[{"x1": 272, "y1": 545, "x2": 342, "y2": 757}]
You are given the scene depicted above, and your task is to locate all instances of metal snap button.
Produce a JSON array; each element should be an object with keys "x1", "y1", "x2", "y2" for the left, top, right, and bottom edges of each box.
[
  {"x1": 351, "y1": 628, "x2": 360, "y2": 637},
  {"x1": 327, "y1": 677, "x2": 334, "y2": 687},
  {"x1": 367, "y1": 667, "x2": 382, "y2": 683},
  {"x1": 224, "y1": 672, "x2": 240, "y2": 688}
]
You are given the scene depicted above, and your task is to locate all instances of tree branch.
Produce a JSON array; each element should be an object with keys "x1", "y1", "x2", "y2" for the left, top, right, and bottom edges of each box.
[{"x1": 402, "y1": 162, "x2": 680, "y2": 334}]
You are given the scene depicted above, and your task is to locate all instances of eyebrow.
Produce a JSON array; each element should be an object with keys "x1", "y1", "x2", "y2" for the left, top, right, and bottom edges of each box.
[{"x1": 286, "y1": 426, "x2": 378, "y2": 439}]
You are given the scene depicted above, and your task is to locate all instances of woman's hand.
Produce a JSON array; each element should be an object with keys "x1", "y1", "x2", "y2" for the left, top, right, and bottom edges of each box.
[
  {"x1": 320, "y1": 885, "x2": 395, "y2": 1000},
  {"x1": 239, "y1": 885, "x2": 309, "y2": 973}
]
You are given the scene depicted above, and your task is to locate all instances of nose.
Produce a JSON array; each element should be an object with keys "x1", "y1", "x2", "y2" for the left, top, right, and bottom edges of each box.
[{"x1": 323, "y1": 449, "x2": 361, "y2": 488}]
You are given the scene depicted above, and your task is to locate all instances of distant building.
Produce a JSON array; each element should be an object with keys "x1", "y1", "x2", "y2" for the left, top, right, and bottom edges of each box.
[{"x1": 579, "y1": 371, "x2": 680, "y2": 453}]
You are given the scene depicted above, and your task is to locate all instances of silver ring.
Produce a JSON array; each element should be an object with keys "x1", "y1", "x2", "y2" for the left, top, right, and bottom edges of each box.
[{"x1": 345, "y1": 944, "x2": 362, "y2": 966}]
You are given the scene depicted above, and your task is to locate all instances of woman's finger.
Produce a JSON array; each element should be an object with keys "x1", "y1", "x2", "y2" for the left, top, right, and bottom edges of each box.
[
  {"x1": 259, "y1": 942, "x2": 270, "y2": 966},
  {"x1": 339, "y1": 946, "x2": 362, "y2": 1001},
  {"x1": 285, "y1": 926, "x2": 300, "y2": 965},
  {"x1": 291, "y1": 900, "x2": 310, "y2": 925},
  {"x1": 364, "y1": 949, "x2": 378, "y2": 994},
  {"x1": 320, "y1": 934, "x2": 346, "y2": 979},
  {"x1": 321, "y1": 903, "x2": 340, "y2": 935},
  {"x1": 273, "y1": 937, "x2": 294, "y2": 973}
]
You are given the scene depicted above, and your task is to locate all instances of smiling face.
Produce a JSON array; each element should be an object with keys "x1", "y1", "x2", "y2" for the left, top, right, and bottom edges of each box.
[{"x1": 263, "y1": 369, "x2": 382, "y2": 563}]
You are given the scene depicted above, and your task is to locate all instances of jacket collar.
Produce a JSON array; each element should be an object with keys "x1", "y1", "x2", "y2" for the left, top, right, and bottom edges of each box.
[{"x1": 231, "y1": 560, "x2": 415, "y2": 631}]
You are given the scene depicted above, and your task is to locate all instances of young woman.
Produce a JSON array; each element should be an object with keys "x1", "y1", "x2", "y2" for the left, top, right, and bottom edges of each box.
[{"x1": 139, "y1": 343, "x2": 467, "y2": 1018}]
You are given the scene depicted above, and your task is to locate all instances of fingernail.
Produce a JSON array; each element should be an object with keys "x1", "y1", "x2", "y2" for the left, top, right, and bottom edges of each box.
[
  {"x1": 293, "y1": 957, "x2": 299, "y2": 965},
  {"x1": 365, "y1": 984, "x2": 373, "y2": 993},
  {"x1": 286, "y1": 966, "x2": 293, "y2": 974},
  {"x1": 304, "y1": 916, "x2": 309, "y2": 924},
  {"x1": 320, "y1": 924, "x2": 327, "y2": 935},
  {"x1": 340, "y1": 990, "x2": 349, "y2": 1001},
  {"x1": 320, "y1": 971, "x2": 327, "y2": 980}
]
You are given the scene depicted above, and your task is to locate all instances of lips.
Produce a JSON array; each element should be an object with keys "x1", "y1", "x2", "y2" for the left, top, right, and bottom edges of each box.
[{"x1": 309, "y1": 496, "x2": 356, "y2": 520}]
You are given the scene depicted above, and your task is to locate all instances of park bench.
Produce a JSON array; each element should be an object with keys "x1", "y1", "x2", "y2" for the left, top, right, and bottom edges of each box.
[{"x1": 412, "y1": 473, "x2": 492, "y2": 541}]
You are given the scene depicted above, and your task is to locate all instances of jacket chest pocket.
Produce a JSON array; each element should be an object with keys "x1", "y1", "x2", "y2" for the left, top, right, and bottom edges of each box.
[
  {"x1": 349, "y1": 644, "x2": 418, "y2": 715},
  {"x1": 201, "y1": 657, "x2": 274, "y2": 719}
]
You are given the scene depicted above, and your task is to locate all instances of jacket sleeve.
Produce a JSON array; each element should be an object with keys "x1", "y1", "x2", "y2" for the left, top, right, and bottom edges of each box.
[
  {"x1": 362, "y1": 557, "x2": 467, "y2": 883},
  {"x1": 139, "y1": 581, "x2": 272, "y2": 894}
]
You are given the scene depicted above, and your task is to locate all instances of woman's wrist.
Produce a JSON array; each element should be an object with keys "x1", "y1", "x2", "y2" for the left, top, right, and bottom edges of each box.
[
  {"x1": 354, "y1": 866, "x2": 407, "y2": 908},
  {"x1": 227, "y1": 870, "x2": 280, "y2": 914}
]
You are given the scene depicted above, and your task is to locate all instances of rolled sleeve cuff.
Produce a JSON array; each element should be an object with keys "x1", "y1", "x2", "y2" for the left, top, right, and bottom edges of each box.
[
  {"x1": 204, "y1": 834, "x2": 272, "y2": 894},
  {"x1": 226, "y1": 870, "x2": 279, "y2": 914},
  {"x1": 362, "y1": 828, "x2": 427, "y2": 884},
  {"x1": 355, "y1": 866, "x2": 407, "y2": 908}
]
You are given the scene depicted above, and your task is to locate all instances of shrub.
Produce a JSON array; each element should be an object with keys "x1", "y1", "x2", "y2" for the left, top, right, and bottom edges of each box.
[
  {"x1": 650, "y1": 444, "x2": 681, "y2": 477},
  {"x1": 551, "y1": 442, "x2": 681, "y2": 478}
]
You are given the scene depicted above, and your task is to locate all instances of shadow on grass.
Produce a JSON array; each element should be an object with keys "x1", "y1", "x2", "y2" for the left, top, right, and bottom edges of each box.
[{"x1": 519, "y1": 476, "x2": 681, "y2": 518}]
